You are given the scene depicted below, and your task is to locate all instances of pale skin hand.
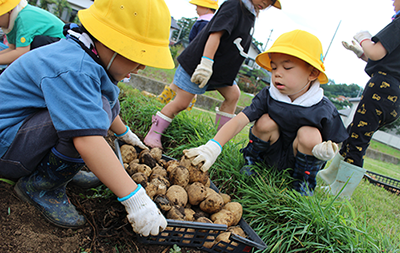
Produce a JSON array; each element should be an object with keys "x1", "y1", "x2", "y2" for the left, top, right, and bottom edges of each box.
[
  {"x1": 73, "y1": 117, "x2": 138, "y2": 199},
  {"x1": 0, "y1": 44, "x2": 30, "y2": 65}
]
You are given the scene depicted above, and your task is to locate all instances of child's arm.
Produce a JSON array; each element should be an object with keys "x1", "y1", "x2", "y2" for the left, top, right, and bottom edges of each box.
[
  {"x1": 191, "y1": 31, "x2": 224, "y2": 88},
  {"x1": 111, "y1": 115, "x2": 148, "y2": 150},
  {"x1": 353, "y1": 31, "x2": 387, "y2": 61},
  {"x1": 73, "y1": 135, "x2": 167, "y2": 236},
  {"x1": 0, "y1": 45, "x2": 30, "y2": 65},
  {"x1": 183, "y1": 112, "x2": 250, "y2": 172}
]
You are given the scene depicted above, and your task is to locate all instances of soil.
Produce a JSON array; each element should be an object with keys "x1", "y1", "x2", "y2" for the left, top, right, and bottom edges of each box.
[{"x1": 0, "y1": 133, "x2": 207, "y2": 253}]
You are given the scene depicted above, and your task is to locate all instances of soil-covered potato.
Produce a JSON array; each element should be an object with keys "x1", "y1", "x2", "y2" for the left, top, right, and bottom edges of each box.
[
  {"x1": 139, "y1": 149, "x2": 158, "y2": 168},
  {"x1": 148, "y1": 176, "x2": 168, "y2": 196},
  {"x1": 131, "y1": 172, "x2": 148, "y2": 187},
  {"x1": 187, "y1": 182, "x2": 207, "y2": 206},
  {"x1": 120, "y1": 145, "x2": 137, "y2": 163},
  {"x1": 199, "y1": 191, "x2": 224, "y2": 214},
  {"x1": 220, "y1": 193, "x2": 231, "y2": 204},
  {"x1": 166, "y1": 205, "x2": 185, "y2": 220},
  {"x1": 211, "y1": 209, "x2": 235, "y2": 227},
  {"x1": 129, "y1": 163, "x2": 152, "y2": 177},
  {"x1": 192, "y1": 206, "x2": 210, "y2": 220},
  {"x1": 227, "y1": 226, "x2": 246, "y2": 238},
  {"x1": 166, "y1": 160, "x2": 180, "y2": 174},
  {"x1": 166, "y1": 185, "x2": 188, "y2": 207},
  {"x1": 196, "y1": 217, "x2": 213, "y2": 223},
  {"x1": 180, "y1": 155, "x2": 209, "y2": 185},
  {"x1": 150, "y1": 165, "x2": 167, "y2": 179},
  {"x1": 149, "y1": 147, "x2": 163, "y2": 162},
  {"x1": 169, "y1": 165, "x2": 189, "y2": 187},
  {"x1": 215, "y1": 232, "x2": 237, "y2": 250},
  {"x1": 154, "y1": 194, "x2": 172, "y2": 212},
  {"x1": 184, "y1": 208, "x2": 196, "y2": 221},
  {"x1": 158, "y1": 159, "x2": 168, "y2": 169},
  {"x1": 222, "y1": 202, "x2": 243, "y2": 226}
]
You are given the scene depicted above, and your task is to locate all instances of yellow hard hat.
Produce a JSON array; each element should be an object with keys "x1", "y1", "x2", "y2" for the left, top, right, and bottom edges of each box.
[
  {"x1": 0, "y1": 0, "x2": 19, "y2": 16},
  {"x1": 78, "y1": 0, "x2": 174, "y2": 69},
  {"x1": 256, "y1": 29, "x2": 328, "y2": 84},
  {"x1": 273, "y1": 0, "x2": 282, "y2": 10},
  {"x1": 189, "y1": 0, "x2": 218, "y2": 10}
]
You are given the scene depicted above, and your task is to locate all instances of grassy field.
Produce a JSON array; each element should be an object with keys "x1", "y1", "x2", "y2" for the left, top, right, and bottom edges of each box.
[{"x1": 119, "y1": 84, "x2": 400, "y2": 252}]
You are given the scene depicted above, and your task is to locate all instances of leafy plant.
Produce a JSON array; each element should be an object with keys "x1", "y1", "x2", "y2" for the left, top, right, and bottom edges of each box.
[{"x1": 169, "y1": 244, "x2": 181, "y2": 253}]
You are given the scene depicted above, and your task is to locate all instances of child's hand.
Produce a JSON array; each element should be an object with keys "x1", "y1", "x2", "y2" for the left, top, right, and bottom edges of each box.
[
  {"x1": 119, "y1": 185, "x2": 167, "y2": 236},
  {"x1": 116, "y1": 126, "x2": 149, "y2": 150},
  {"x1": 183, "y1": 139, "x2": 222, "y2": 172},
  {"x1": 353, "y1": 30, "x2": 372, "y2": 46},
  {"x1": 312, "y1": 140, "x2": 338, "y2": 161},
  {"x1": 191, "y1": 56, "x2": 214, "y2": 88},
  {"x1": 342, "y1": 40, "x2": 364, "y2": 58}
]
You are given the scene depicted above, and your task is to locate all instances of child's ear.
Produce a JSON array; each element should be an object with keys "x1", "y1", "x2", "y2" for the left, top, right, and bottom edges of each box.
[{"x1": 309, "y1": 67, "x2": 320, "y2": 81}]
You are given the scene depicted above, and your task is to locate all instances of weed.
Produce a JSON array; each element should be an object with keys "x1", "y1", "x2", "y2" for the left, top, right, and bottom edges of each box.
[{"x1": 169, "y1": 244, "x2": 181, "y2": 253}]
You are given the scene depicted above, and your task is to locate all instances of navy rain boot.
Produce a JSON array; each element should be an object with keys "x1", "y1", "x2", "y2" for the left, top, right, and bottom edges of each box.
[
  {"x1": 239, "y1": 127, "x2": 270, "y2": 176},
  {"x1": 70, "y1": 169, "x2": 102, "y2": 189},
  {"x1": 15, "y1": 147, "x2": 86, "y2": 228},
  {"x1": 292, "y1": 151, "x2": 326, "y2": 196}
]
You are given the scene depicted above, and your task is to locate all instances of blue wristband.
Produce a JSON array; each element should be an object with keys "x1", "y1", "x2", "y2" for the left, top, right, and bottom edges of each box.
[
  {"x1": 210, "y1": 139, "x2": 222, "y2": 151},
  {"x1": 114, "y1": 125, "x2": 130, "y2": 137},
  {"x1": 117, "y1": 184, "x2": 142, "y2": 202},
  {"x1": 202, "y1": 56, "x2": 214, "y2": 62}
]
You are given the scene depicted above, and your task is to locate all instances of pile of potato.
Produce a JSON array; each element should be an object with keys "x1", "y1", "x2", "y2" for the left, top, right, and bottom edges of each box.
[{"x1": 120, "y1": 144, "x2": 247, "y2": 249}]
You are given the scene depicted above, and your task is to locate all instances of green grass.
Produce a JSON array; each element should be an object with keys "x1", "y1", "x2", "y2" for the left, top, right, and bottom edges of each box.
[
  {"x1": 118, "y1": 84, "x2": 400, "y2": 252},
  {"x1": 369, "y1": 140, "x2": 400, "y2": 159}
]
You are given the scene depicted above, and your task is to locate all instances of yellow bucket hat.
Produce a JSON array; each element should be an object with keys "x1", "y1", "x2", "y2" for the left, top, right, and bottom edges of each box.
[
  {"x1": 0, "y1": 0, "x2": 20, "y2": 16},
  {"x1": 273, "y1": 0, "x2": 282, "y2": 9},
  {"x1": 189, "y1": 0, "x2": 219, "y2": 10},
  {"x1": 256, "y1": 29, "x2": 328, "y2": 84},
  {"x1": 78, "y1": 0, "x2": 174, "y2": 69}
]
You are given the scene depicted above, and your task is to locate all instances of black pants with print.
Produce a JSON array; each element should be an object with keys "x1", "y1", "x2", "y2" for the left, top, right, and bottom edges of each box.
[{"x1": 340, "y1": 72, "x2": 400, "y2": 167}]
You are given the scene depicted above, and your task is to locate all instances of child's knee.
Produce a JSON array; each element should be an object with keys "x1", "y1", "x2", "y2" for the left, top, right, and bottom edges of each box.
[
  {"x1": 296, "y1": 126, "x2": 322, "y2": 151},
  {"x1": 253, "y1": 114, "x2": 279, "y2": 133}
]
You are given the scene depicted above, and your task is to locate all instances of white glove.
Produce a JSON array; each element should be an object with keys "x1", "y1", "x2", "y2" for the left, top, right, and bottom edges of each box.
[
  {"x1": 312, "y1": 140, "x2": 339, "y2": 161},
  {"x1": 119, "y1": 184, "x2": 167, "y2": 236},
  {"x1": 116, "y1": 126, "x2": 148, "y2": 150},
  {"x1": 191, "y1": 56, "x2": 214, "y2": 88},
  {"x1": 342, "y1": 40, "x2": 364, "y2": 58},
  {"x1": 353, "y1": 30, "x2": 372, "y2": 45},
  {"x1": 182, "y1": 139, "x2": 222, "y2": 172}
]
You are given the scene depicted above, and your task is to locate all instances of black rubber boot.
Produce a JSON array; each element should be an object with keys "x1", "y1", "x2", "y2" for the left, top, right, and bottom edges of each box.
[
  {"x1": 239, "y1": 127, "x2": 270, "y2": 176},
  {"x1": 14, "y1": 147, "x2": 86, "y2": 228},
  {"x1": 292, "y1": 151, "x2": 326, "y2": 196}
]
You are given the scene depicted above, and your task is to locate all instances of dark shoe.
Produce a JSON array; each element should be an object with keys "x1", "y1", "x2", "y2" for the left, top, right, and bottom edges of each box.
[
  {"x1": 14, "y1": 147, "x2": 86, "y2": 228},
  {"x1": 70, "y1": 170, "x2": 102, "y2": 189}
]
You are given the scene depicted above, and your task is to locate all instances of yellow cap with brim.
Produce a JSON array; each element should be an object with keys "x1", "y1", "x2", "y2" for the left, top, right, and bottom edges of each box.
[
  {"x1": 256, "y1": 29, "x2": 328, "y2": 84},
  {"x1": 78, "y1": 0, "x2": 174, "y2": 69},
  {"x1": 189, "y1": 0, "x2": 218, "y2": 10},
  {"x1": 273, "y1": 0, "x2": 282, "y2": 10},
  {"x1": 0, "y1": 0, "x2": 20, "y2": 16}
]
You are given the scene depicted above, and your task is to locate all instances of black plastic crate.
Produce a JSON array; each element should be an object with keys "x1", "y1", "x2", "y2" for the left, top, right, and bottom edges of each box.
[
  {"x1": 114, "y1": 139, "x2": 268, "y2": 253},
  {"x1": 364, "y1": 170, "x2": 400, "y2": 195}
]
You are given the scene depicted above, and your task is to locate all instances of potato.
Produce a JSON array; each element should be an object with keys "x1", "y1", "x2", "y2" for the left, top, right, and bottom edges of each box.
[
  {"x1": 184, "y1": 208, "x2": 196, "y2": 221},
  {"x1": 187, "y1": 182, "x2": 207, "y2": 206},
  {"x1": 120, "y1": 145, "x2": 137, "y2": 163},
  {"x1": 154, "y1": 194, "x2": 171, "y2": 212},
  {"x1": 199, "y1": 191, "x2": 224, "y2": 214},
  {"x1": 166, "y1": 185, "x2": 188, "y2": 207},
  {"x1": 220, "y1": 193, "x2": 231, "y2": 204},
  {"x1": 149, "y1": 176, "x2": 168, "y2": 195},
  {"x1": 130, "y1": 163, "x2": 152, "y2": 177},
  {"x1": 166, "y1": 205, "x2": 185, "y2": 220},
  {"x1": 169, "y1": 165, "x2": 189, "y2": 187},
  {"x1": 149, "y1": 147, "x2": 163, "y2": 162},
  {"x1": 131, "y1": 172, "x2": 148, "y2": 187},
  {"x1": 139, "y1": 149, "x2": 158, "y2": 168},
  {"x1": 196, "y1": 217, "x2": 213, "y2": 223},
  {"x1": 211, "y1": 209, "x2": 235, "y2": 227},
  {"x1": 180, "y1": 155, "x2": 209, "y2": 185},
  {"x1": 150, "y1": 174, "x2": 170, "y2": 188},
  {"x1": 222, "y1": 202, "x2": 243, "y2": 226},
  {"x1": 145, "y1": 183, "x2": 158, "y2": 199},
  {"x1": 166, "y1": 160, "x2": 180, "y2": 174},
  {"x1": 215, "y1": 232, "x2": 237, "y2": 250},
  {"x1": 158, "y1": 159, "x2": 168, "y2": 169},
  {"x1": 150, "y1": 165, "x2": 167, "y2": 179},
  {"x1": 227, "y1": 226, "x2": 246, "y2": 238}
]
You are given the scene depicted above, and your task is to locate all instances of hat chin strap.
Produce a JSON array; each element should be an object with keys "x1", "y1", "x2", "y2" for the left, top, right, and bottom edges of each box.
[{"x1": 106, "y1": 52, "x2": 118, "y2": 71}]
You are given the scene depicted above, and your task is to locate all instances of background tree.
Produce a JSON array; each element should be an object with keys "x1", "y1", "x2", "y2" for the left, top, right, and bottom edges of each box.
[{"x1": 172, "y1": 17, "x2": 197, "y2": 44}]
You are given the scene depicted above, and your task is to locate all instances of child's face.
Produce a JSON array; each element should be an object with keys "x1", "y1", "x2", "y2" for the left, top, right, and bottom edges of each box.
[
  {"x1": 394, "y1": 0, "x2": 400, "y2": 13},
  {"x1": 97, "y1": 42, "x2": 145, "y2": 81},
  {"x1": 196, "y1": 5, "x2": 210, "y2": 16},
  {"x1": 251, "y1": 0, "x2": 274, "y2": 11},
  {"x1": 0, "y1": 12, "x2": 10, "y2": 28},
  {"x1": 269, "y1": 53, "x2": 319, "y2": 101}
]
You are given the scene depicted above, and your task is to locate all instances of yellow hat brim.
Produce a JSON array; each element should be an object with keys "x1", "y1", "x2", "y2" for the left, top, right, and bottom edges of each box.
[
  {"x1": 189, "y1": 0, "x2": 218, "y2": 10},
  {"x1": 0, "y1": 0, "x2": 20, "y2": 16},
  {"x1": 78, "y1": 7, "x2": 174, "y2": 70}
]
